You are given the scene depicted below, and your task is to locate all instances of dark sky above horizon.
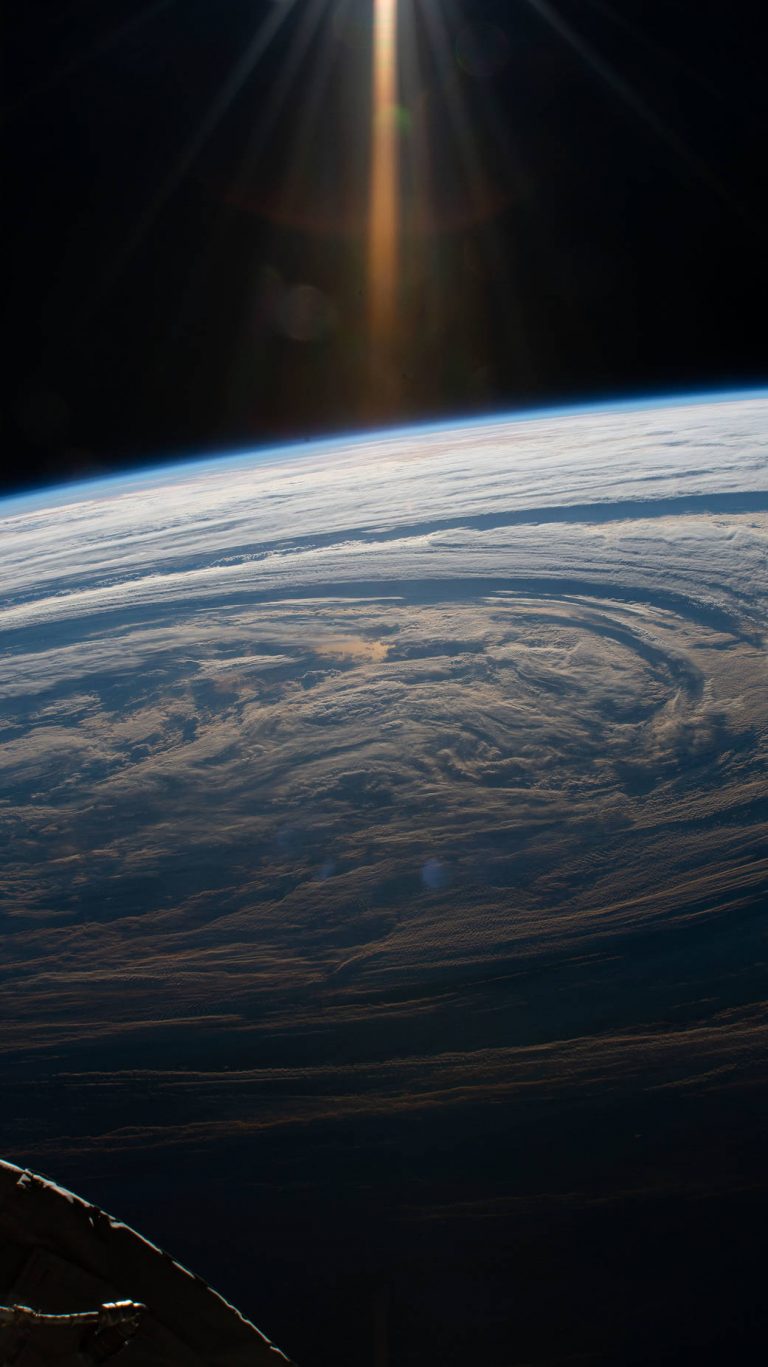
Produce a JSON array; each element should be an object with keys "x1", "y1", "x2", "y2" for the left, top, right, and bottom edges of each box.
[{"x1": 4, "y1": 0, "x2": 767, "y2": 494}]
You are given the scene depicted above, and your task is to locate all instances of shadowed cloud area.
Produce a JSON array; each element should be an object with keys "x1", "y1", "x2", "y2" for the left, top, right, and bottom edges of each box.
[{"x1": 1, "y1": 395, "x2": 767, "y2": 1365}]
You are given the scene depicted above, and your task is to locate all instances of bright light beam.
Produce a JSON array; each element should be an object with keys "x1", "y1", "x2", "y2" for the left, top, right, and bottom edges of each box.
[
  {"x1": 524, "y1": 0, "x2": 754, "y2": 229},
  {"x1": 106, "y1": 0, "x2": 301, "y2": 286},
  {"x1": 369, "y1": 0, "x2": 400, "y2": 358}
]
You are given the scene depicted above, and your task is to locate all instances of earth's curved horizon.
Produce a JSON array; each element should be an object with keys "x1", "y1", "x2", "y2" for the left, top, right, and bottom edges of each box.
[
  {"x1": 6, "y1": 384, "x2": 767, "y2": 513},
  {"x1": 1, "y1": 390, "x2": 767, "y2": 1366}
]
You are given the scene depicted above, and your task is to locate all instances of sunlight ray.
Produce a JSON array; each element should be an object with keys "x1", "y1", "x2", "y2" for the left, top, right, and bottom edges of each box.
[
  {"x1": 416, "y1": 0, "x2": 480, "y2": 211},
  {"x1": 369, "y1": 0, "x2": 401, "y2": 353},
  {"x1": 225, "y1": 0, "x2": 334, "y2": 205},
  {"x1": 523, "y1": 0, "x2": 752, "y2": 225},
  {"x1": 581, "y1": 0, "x2": 726, "y2": 102},
  {"x1": 274, "y1": 0, "x2": 354, "y2": 227},
  {"x1": 108, "y1": 0, "x2": 302, "y2": 281}
]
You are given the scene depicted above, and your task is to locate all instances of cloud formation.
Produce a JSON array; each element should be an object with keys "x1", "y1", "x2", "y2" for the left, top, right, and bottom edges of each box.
[{"x1": 0, "y1": 396, "x2": 766, "y2": 1363}]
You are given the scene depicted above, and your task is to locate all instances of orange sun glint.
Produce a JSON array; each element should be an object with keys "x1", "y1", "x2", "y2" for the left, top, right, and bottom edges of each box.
[{"x1": 369, "y1": 0, "x2": 400, "y2": 358}]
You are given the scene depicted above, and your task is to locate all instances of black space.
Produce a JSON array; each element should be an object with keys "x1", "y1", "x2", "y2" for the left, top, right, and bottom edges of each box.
[{"x1": 4, "y1": 1, "x2": 767, "y2": 495}]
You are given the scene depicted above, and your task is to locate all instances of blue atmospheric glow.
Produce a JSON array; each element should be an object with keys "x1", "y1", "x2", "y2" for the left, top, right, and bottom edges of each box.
[{"x1": 3, "y1": 384, "x2": 767, "y2": 515}]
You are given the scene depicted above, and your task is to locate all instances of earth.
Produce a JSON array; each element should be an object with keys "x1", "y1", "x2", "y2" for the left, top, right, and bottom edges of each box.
[{"x1": 1, "y1": 392, "x2": 767, "y2": 1367}]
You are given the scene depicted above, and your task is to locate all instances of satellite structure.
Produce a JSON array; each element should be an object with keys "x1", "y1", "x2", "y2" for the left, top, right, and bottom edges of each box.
[{"x1": 0, "y1": 1161, "x2": 294, "y2": 1365}]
